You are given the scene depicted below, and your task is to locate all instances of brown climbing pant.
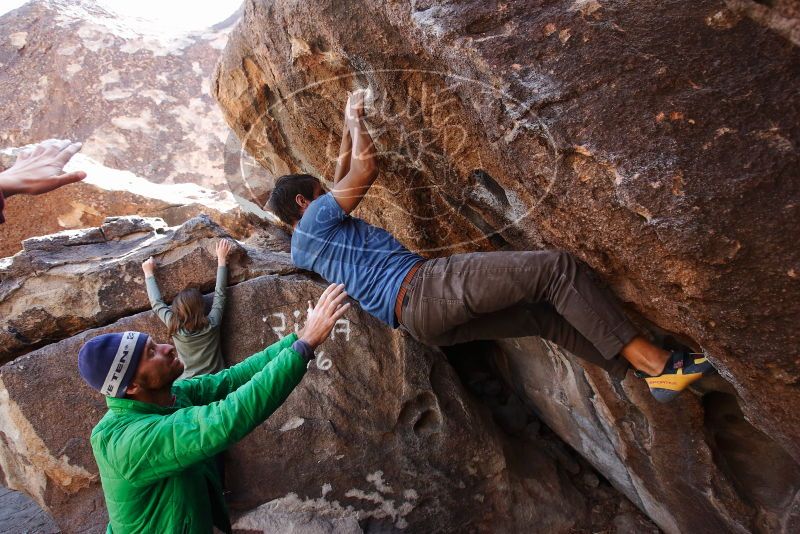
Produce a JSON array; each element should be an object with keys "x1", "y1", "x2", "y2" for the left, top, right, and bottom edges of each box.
[{"x1": 398, "y1": 250, "x2": 637, "y2": 379}]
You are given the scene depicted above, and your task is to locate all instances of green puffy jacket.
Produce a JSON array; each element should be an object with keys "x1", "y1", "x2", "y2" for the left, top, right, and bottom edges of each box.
[{"x1": 90, "y1": 333, "x2": 306, "y2": 533}]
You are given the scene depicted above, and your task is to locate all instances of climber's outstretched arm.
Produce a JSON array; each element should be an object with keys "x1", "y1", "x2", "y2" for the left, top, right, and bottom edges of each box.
[
  {"x1": 332, "y1": 114, "x2": 352, "y2": 186},
  {"x1": 331, "y1": 90, "x2": 378, "y2": 214}
]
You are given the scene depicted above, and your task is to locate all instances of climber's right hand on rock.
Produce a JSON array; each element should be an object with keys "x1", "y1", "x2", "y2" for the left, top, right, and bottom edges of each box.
[
  {"x1": 345, "y1": 89, "x2": 366, "y2": 128},
  {"x1": 298, "y1": 283, "x2": 350, "y2": 350},
  {"x1": 141, "y1": 257, "x2": 156, "y2": 277}
]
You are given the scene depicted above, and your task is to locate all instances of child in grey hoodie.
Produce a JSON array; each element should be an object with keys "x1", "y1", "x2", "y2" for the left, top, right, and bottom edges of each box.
[{"x1": 141, "y1": 239, "x2": 234, "y2": 379}]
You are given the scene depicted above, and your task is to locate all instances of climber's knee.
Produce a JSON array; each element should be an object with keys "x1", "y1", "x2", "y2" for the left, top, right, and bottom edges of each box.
[{"x1": 543, "y1": 250, "x2": 576, "y2": 277}]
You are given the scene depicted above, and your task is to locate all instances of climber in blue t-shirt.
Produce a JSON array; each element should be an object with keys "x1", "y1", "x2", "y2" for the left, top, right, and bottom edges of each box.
[{"x1": 267, "y1": 91, "x2": 714, "y2": 403}]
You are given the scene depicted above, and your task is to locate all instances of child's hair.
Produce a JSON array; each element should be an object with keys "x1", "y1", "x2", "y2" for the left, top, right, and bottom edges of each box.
[{"x1": 168, "y1": 288, "x2": 209, "y2": 337}]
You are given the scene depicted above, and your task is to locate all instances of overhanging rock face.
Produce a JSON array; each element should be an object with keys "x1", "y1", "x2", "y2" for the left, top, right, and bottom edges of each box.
[
  {"x1": 0, "y1": 273, "x2": 590, "y2": 533},
  {"x1": 213, "y1": 1, "x2": 800, "y2": 532}
]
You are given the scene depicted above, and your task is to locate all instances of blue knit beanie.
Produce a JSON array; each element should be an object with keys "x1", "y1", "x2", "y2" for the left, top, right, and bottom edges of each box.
[{"x1": 78, "y1": 331, "x2": 149, "y2": 397}]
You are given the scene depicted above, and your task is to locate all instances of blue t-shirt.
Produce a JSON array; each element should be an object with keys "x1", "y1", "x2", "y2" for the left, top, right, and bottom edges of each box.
[{"x1": 291, "y1": 193, "x2": 424, "y2": 327}]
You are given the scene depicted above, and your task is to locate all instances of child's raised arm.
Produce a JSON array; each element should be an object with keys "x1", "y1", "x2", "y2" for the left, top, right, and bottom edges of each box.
[
  {"x1": 208, "y1": 239, "x2": 233, "y2": 326},
  {"x1": 142, "y1": 257, "x2": 173, "y2": 326}
]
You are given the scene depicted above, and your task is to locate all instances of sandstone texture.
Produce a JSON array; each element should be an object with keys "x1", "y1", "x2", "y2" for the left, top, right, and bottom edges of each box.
[
  {"x1": 231, "y1": 495, "x2": 363, "y2": 534},
  {"x1": 0, "y1": 485, "x2": 58, "y2": 534},
  {"x1": 0, "y1": 0, "x2": 236, "y2": 191},
  {"x1": 213, "y1": 1, "x2": 800, "y2": 533},
  {"x1": 0, "y1": 214, "x2": 296, "y2": 364}
]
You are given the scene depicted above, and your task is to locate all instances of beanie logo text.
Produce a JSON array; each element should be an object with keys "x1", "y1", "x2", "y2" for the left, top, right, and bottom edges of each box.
[{"x1": 101, "y1": 331, "x2": 140, "y2": 397}]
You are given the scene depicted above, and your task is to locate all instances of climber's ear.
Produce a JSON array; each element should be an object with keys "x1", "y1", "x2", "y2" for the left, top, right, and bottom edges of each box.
[{"x1": 124, "y1": 380, "x2": 142, "y2": 397}]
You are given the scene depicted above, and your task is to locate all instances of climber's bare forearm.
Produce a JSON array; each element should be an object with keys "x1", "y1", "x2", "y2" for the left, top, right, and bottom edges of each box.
[
  {"x1": 332, "y1": 115, "x2": 378, "y2": 214},
  {"x1": 332, "y1": 122, "x2": 352, "y2": 186}
]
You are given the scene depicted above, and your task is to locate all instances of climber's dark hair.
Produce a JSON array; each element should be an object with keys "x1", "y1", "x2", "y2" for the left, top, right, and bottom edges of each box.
[{"x1": 266, "y1": 173, "x2": 322, "y2": 226}]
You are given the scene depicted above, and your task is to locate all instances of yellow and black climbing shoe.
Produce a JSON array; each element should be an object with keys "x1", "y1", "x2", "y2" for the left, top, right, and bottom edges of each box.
[{"x1": 634, "y1": 351, "x2": 714, "y2": 403}]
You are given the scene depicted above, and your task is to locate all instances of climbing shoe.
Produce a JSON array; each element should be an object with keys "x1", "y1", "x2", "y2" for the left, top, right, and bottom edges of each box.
[{"x1": 634, "y1": 350, "x2": 714, "y2": 403}]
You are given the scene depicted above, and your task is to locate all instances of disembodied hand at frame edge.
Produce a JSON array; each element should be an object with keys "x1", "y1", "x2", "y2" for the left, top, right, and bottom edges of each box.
[
  {"x1": 0, "y1": 140, "x2": 86, "y2": 197},
  {"x1": 298, "y1": 283, "x2": 351, "y2": 350}
]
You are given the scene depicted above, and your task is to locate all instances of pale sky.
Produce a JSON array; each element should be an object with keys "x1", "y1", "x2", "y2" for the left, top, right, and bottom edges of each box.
[{"x1": 0, "y1": 0, "x2": 242, "y2": 32}]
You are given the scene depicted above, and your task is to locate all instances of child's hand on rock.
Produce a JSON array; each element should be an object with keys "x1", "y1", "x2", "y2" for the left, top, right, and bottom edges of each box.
[
  {"x1": 216, "y1": 239, "x2": 234, "y2": 266},
  {"x1": 142, "y1": 257, "x2": 156, "y2": 277}
]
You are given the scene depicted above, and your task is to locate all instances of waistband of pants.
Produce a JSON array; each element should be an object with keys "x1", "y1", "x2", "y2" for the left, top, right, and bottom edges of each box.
[{"x1": 395, "y1": 260, "x2": 425, "y2": 325}]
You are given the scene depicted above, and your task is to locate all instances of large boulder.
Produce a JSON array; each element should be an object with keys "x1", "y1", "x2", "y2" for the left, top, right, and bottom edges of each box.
[
  {"x1": 213, "y1": 1, "x2": 800, "y2": 532},
  {"x1": 0, "y1": 272, "x2": 591, "y2": 534},
  {"x1": 0, "y1": 214, "x2": 296, "y2": 364}
]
